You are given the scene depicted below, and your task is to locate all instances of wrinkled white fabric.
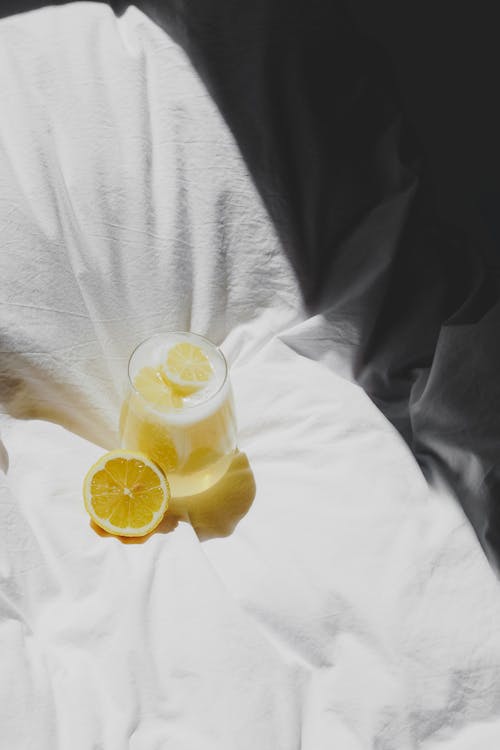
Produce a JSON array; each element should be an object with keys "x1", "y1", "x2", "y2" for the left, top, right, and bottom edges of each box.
[{"x1": 1, "y1": 4, "x2": 500, "y2": 749}]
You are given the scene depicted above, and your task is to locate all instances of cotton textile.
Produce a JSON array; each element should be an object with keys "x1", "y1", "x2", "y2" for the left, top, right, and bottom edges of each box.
[{"x1": 1, "y1": 5, "x2": 500, "y2": 749}]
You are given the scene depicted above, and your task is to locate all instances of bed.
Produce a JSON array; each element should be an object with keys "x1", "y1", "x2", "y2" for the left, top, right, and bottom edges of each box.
[{"x1": 2, "y1": 4, "x2": 500, "y2": 749}]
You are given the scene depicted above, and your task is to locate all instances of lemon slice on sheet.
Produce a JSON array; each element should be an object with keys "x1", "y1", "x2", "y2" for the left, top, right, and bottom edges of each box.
[
  {"x1": 83, "y1": 450, "x2": 169, "y2": 537},
  {"x1": 161, "y1": 342, "x2": 214, "y2": 395},
  {"x1": 133, "y1": 366, "x2": 183, "y2": 410}
]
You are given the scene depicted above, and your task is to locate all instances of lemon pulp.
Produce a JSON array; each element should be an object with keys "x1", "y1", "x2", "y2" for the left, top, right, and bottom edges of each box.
[{"x1": 83, "y1": 450, "x2": 169, "y2": 536}]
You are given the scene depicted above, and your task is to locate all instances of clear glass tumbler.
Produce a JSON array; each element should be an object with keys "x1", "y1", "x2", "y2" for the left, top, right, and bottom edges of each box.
[{"x1": 119, "y1": 332, "x2": 237, "y2": 497}]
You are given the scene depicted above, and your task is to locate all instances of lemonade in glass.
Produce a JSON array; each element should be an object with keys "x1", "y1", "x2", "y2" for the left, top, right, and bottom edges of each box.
[{"x1": 119, "y1": 332, "x2": 237, "y2": 497}]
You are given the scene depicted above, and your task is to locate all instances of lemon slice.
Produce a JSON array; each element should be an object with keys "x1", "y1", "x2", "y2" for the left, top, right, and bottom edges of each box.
[
  {"x1": 162, "y1": 342, "x2": 214, "y2": 395},
  {"x1": 135, "y1": 420, "x2": 179, "y2": 474},
  {"x1": 133, "y1": 366, "x2": 183, "y2": 410},
  {"x1": 83, "y1": 450, "x2": 169, "y2": 537}
]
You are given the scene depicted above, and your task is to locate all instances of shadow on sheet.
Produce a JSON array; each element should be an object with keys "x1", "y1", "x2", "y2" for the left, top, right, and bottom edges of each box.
[{"x1": 90, "y1": 451, "x2": 256, "y2": 543}]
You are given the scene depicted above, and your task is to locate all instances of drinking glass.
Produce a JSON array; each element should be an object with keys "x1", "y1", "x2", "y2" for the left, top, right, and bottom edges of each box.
[{"x1": 119, "y1": 332, "x2": 237, "y2": 497}]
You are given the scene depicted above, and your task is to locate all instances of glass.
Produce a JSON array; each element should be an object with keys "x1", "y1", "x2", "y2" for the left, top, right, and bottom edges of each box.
[{"x1": 119, "y1": 332, "x2": 237, "y2": 497}]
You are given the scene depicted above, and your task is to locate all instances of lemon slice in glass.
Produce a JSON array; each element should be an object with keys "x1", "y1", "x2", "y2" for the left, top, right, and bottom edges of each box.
[
  {"x1": 161, "y1": 341, "x2": 214, "y2": 395},
  {"x1": 83, "y1": 450, "x2": 169, "y2": 537},
  {"x1": 133, "y1": 366, "x2": 183, "y2": 410}
]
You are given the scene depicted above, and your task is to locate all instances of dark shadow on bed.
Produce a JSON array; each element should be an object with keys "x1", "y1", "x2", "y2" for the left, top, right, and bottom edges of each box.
[{"x1": 136, "y1": 0, "x2": 500, "y2": 572}]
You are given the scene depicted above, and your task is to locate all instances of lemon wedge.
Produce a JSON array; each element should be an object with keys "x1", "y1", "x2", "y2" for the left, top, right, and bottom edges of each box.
[{"x1": 83, "y1": 450, "x2": 169, "y2": 537}]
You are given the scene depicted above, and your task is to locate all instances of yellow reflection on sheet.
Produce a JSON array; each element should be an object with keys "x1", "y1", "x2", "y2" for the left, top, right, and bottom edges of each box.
[{"x1": 169, "y1": 451, "x2": 255, "y2": 541}]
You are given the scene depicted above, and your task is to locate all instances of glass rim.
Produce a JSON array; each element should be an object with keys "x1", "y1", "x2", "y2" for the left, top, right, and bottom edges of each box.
[{"x1": 127, "y1": 331, "x2": 229, "y2": 412}]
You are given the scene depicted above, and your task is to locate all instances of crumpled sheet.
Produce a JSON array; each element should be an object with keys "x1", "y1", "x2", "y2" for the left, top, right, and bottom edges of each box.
[
  {"x1": 1, "y1": 4, "x2": 500, "y2": 749},
  {"x1": 147, "y1": 0, "x2": 500, "y2": 573}
]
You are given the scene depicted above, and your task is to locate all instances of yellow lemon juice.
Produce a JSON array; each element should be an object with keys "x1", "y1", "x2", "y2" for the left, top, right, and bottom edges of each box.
[{"x1": 120, "y1": 333, "x2": 237, "y2": 497}]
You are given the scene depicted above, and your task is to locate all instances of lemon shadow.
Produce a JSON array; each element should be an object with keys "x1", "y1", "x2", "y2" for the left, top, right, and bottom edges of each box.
[
  {"x1": 167, "y1": 451, "x2": 256, "y2": 541},
  {"x1": 89, "y1": 452, "x2": 255, "y2": 543},
  {"x1": 89, "y1": 513, "x2": 179, "y2": 544}
]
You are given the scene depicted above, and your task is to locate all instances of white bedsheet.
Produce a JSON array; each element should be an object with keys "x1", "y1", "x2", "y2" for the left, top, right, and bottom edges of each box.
[{"x1": 1, "y1": 4, "x2": 500, "y2": 749}]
